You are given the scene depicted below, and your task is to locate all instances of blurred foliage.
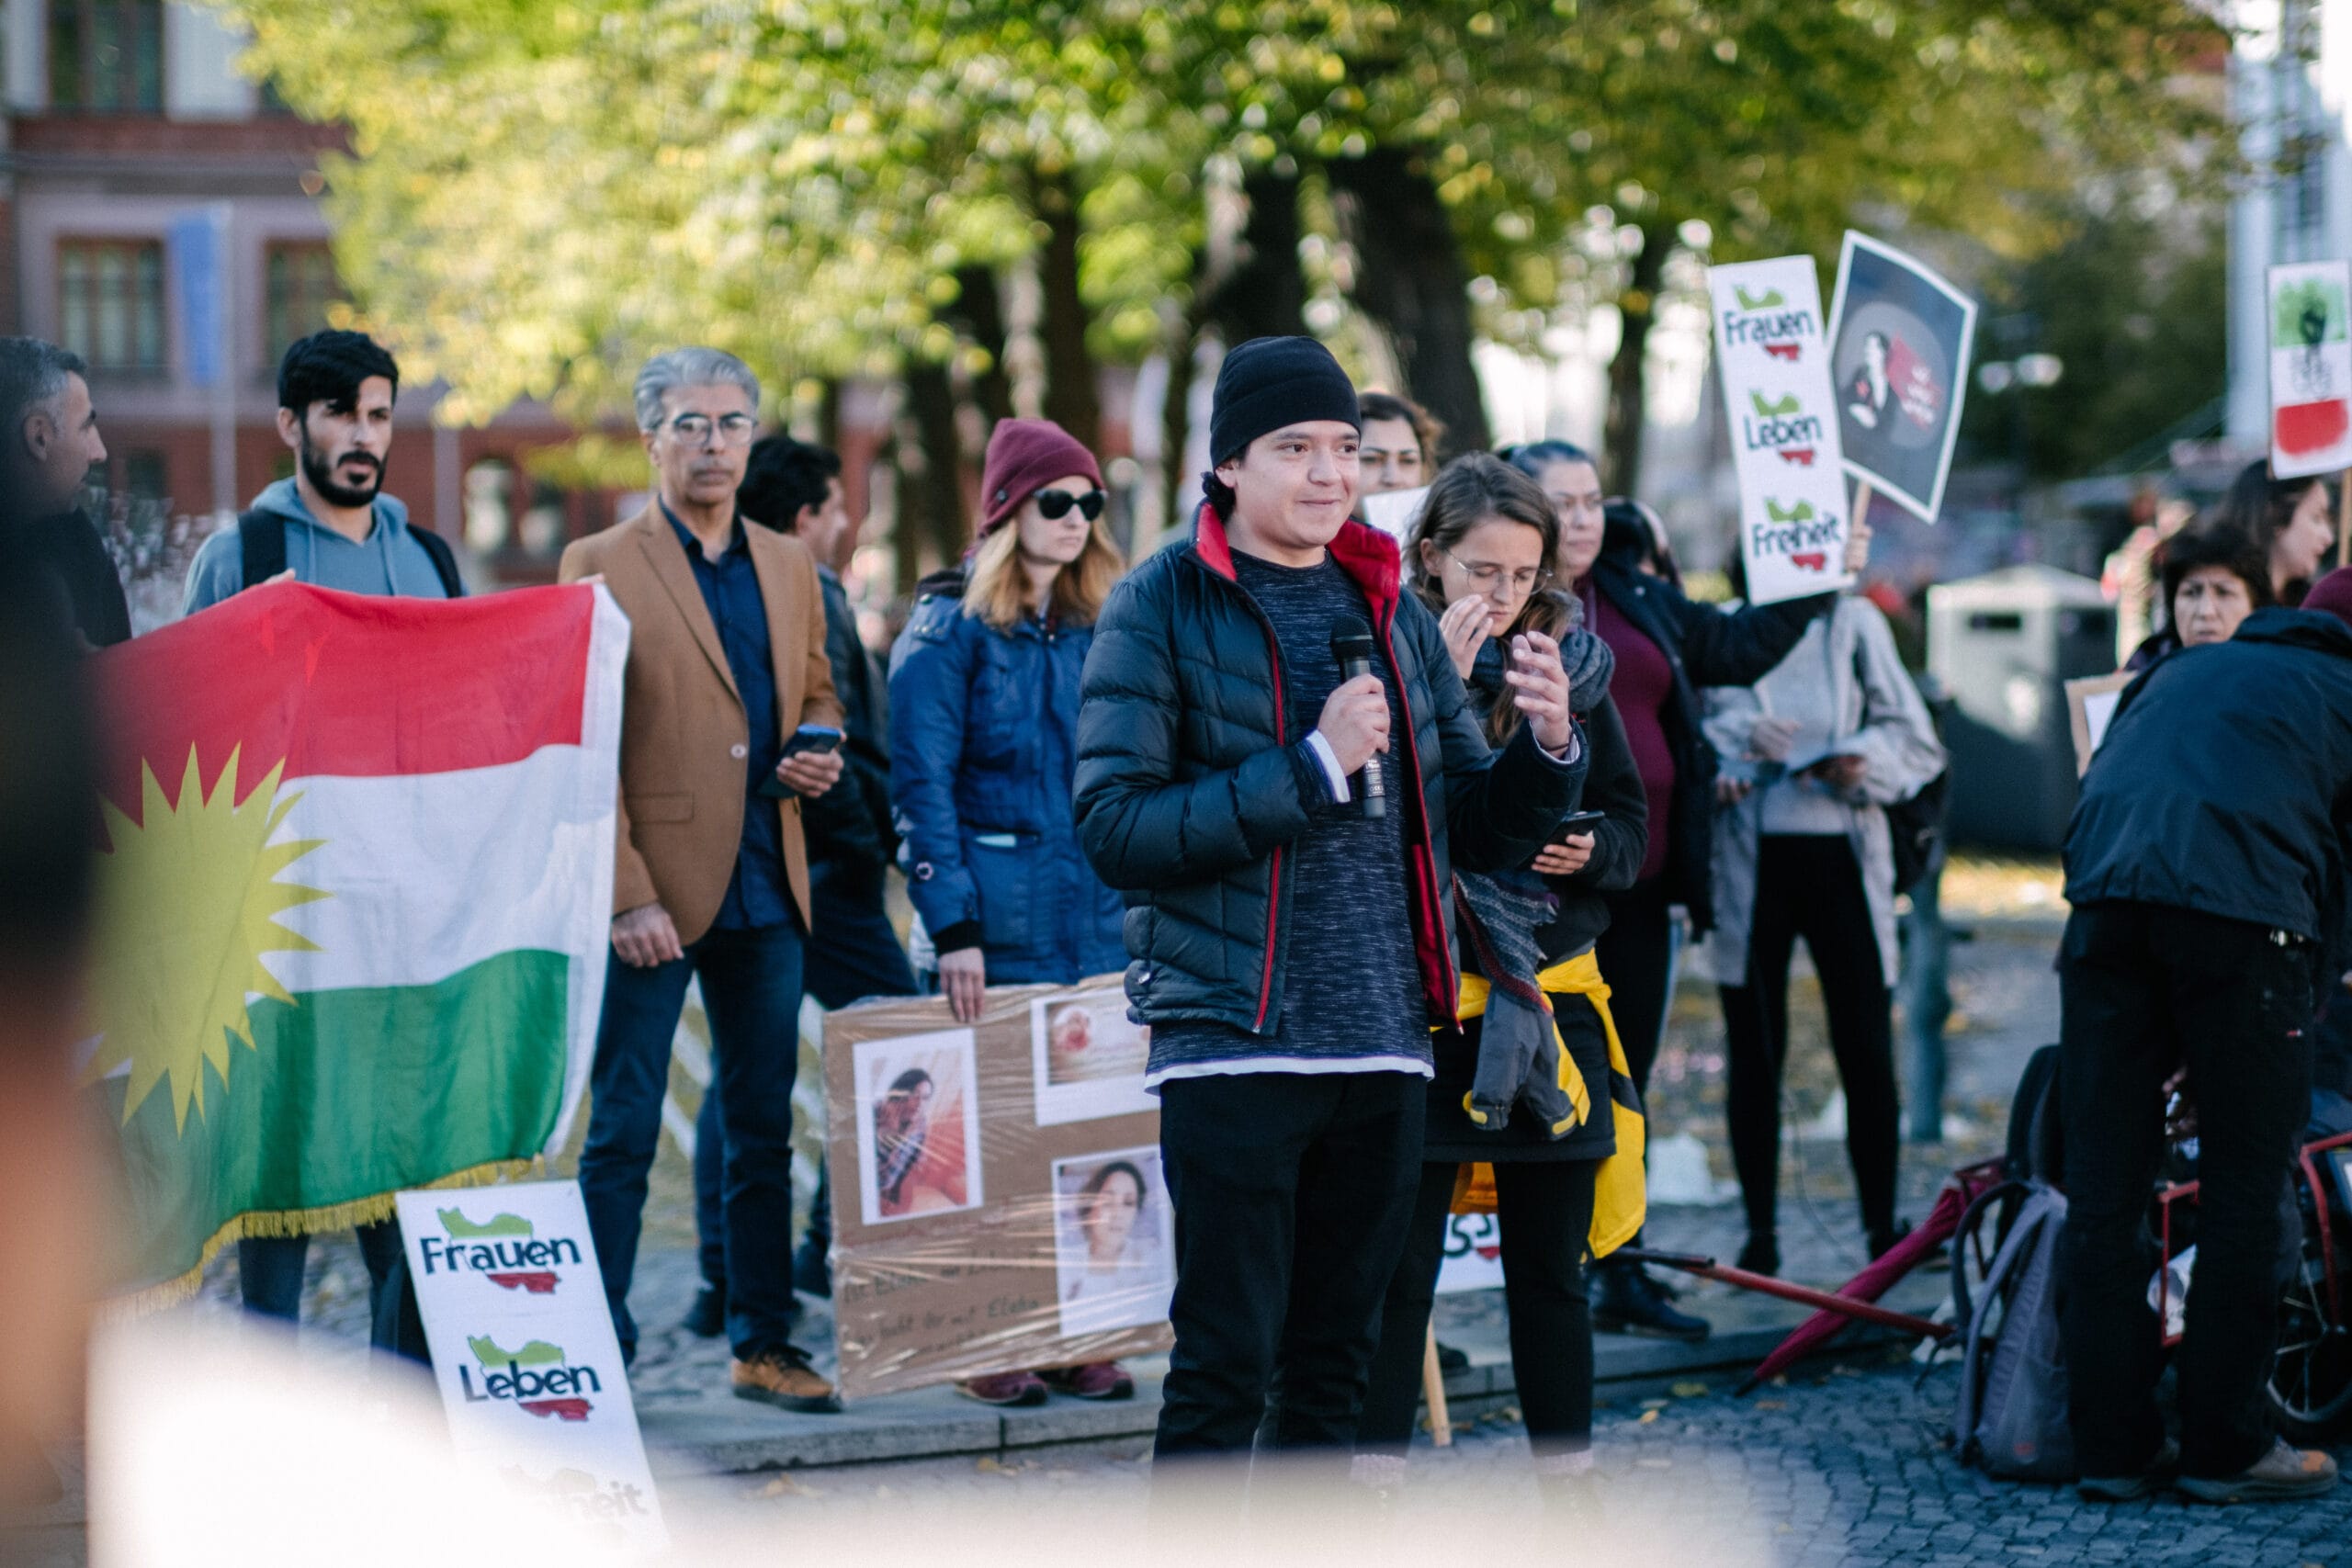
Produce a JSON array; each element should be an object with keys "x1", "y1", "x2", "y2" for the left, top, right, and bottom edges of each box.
[{"x1": 212, "y1": 0, "x2": 2232, "y2": 431}]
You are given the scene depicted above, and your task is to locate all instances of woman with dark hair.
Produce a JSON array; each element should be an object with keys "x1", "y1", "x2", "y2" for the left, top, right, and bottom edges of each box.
[
  {"x1": 1062, "y1": 1159, "x2": 1160, "y2": 1332},
  {"x1": 872, "y1": 1068, "x2": 936, "y2": 1213},
  {"x1": 2123, "y1": 522, "x2": 2275, "y2": 671},
  {"x1": 890, "y1": 416, "x2": 1134, "y2": 1405},
  {"x1": 1357, "y1": 455, "x2": 1646, "y2": 1512},
  {"x1": 2211, "y1": 459, "x2": 2334, "y2": 607},
  {"x1": 1506, "y1": 441, "x2": 1852, "y2": 1338},
  {"x1": 1359, "y1": 391, "x2": 1444, "y2": 496}
]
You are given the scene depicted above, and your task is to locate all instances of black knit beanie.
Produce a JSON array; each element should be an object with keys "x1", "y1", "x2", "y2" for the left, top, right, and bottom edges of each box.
[{"x1": 1208, "y1": 336, "x2": 1362, "y2": 465}]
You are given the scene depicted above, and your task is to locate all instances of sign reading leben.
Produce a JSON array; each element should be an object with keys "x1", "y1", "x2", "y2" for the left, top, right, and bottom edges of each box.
[
  {"x1": 397, "y1": 1182, "x2": 666, "y2": 1551},
  {"x1": 1709, "y1": 255, "x2": 1856, "y2": 606},
  {"x1": 825, "y1": 980, "x2": 1172, "y2": 1401}
]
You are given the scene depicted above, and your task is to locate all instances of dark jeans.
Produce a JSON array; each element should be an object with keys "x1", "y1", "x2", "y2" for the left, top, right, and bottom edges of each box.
[
  {"x1": 1153, "y1": 1070, "x2": 1424, "y2": 1471},
  {"x1": 2057, "y1": 901, "x2": 2313, "y2": 1479},
  {"x1": 239, "y1": 1220, "x2": 427, "y2": 1361},
  {"x1": 1361, "y1": 1157, "x2": 1598, "y2": 1459},
  {"x1": 695, "y1": 866, "x2": 916, "y2": 1292},
  {"x1": 1721, "y1": 834, "x2": 1901, "y2": 1242},
  {"x1": 1899, "y1": 844, "x2": 1953, "y2": 1143},
  {"x1": 582, "y1": 920, "x2": 806, "y2": 1363},
  {"x1": 1597, "y1": 874, "x2": 1676, "y2": 1098}
]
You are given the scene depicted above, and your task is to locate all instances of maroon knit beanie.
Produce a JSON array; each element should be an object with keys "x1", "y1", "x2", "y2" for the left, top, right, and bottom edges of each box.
[
  {"x1": 2301, "y1": 566, "x2": 2352, "y2": 631},
  {"x1": 978, "y1": 418, "x2": 1102, "y2": 535}
]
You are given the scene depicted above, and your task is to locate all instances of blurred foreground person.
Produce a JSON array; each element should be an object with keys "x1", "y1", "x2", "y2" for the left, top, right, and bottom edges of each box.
[
  {"x1": 2058, "y1": 569, "x2": 2352, "y2": 1504},
  {"x1": 0, "y1": 335, "x2": 123, "y2": 646}
]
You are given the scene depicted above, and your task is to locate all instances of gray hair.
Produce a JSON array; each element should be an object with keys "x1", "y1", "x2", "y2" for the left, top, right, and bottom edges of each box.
[
  {"x1": 0, "y1": 337, "x2": 85, "y2": 433},
  {"x1": 633, "y1": 347, "x2": 760, "y2": 433}
]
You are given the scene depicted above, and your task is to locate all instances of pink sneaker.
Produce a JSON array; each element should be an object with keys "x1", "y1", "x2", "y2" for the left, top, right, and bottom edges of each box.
[
  {"x1": 1038, "y1": 1361, "x2": 1136, "y2": 1401},
  {"x1": 955, "y1": 1370, "x2": 1049, "y2": 1406}
]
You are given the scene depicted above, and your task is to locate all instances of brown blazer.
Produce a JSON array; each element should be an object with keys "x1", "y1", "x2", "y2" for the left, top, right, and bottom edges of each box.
[{"x1": 559, "y1": 504, "x2": 842, "y2": 945}]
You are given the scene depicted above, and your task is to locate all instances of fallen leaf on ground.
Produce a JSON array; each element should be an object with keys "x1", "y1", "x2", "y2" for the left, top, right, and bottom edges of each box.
[{"x1": 1669, "y1": 1382, "x2": 1708, "y2": 1398}]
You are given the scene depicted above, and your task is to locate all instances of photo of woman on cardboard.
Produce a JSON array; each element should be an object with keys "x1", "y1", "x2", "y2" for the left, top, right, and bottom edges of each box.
[
  {"x1": 1052, "y1": 1146, "x2": 1175, "y2": 1336},
  {"x1": 1029, "y1": 988, "x2": 1154, "y2": 1125},
  {"x1": 854, "y1": 1029, "x2": 984, "y2": 1224}
]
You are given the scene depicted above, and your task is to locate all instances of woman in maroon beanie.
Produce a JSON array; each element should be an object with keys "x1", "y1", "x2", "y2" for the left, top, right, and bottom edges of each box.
[{"x1": 888, "y1": 416, "x2": 1135, "y2": 1406}]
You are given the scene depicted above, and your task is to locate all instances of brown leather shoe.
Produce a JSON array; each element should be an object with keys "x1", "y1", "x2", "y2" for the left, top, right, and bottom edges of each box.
[{"x1": 731, "y1": 1349, "x2": 842, "y2": 1414}]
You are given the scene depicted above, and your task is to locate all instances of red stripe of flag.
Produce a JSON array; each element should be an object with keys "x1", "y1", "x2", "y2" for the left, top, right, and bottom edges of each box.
[{"x1": 93, "y1": 581, "x2": 595, "y2": 816}]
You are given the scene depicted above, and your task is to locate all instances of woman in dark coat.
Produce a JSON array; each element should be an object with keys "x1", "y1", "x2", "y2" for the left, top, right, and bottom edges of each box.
[
  {"x1": 1507, "y1": 443, "x2": 1839, "y2": 1337},
  {"x1": 1358, "y1": 456, "x2": 1645, "y2": 1513}
]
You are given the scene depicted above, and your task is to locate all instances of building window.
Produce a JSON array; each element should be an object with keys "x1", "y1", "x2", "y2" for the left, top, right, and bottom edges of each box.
[
  {"x1": 266, "y1": 243, "x2": 345, "y2": 364},
  {"x1": 58, "y1": 240, "x2": 164, "y2": 374},
  {"x1": 49, "y1": 0, "x2": 164, "y2": 113}
]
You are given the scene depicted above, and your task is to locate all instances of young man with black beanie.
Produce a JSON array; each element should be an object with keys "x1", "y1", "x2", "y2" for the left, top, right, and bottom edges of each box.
[{"x1": 1075, "y1": 335, "x2": 1589, "y2": 1475}]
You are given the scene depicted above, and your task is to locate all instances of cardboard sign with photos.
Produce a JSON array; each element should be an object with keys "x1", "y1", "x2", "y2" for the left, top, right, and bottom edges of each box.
[{"x1": 823, "y1": 978, "x2": 1173, "y2": 1400}]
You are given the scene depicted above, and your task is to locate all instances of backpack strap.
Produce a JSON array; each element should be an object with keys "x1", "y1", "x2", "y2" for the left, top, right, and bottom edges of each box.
[
  {"x1": 237, "y1": 509, "x2": 286, "y2": 591},
  {"x1": 410, "y1": 525, "x2": 466, "y2": 599}
]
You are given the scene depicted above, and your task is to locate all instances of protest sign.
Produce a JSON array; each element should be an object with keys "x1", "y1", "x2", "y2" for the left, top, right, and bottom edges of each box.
[
  {"x1": 85, "y1": 582, "x2": 621, "y2": 1308},
  {"x1": 1709, "y1": 255, "x2": 1855, "y2": 604},
  {"x1": 1435, "y1": 1212, "x2": 1505, "y2": 1295},
  {"x1": 397, "y1": 1181, "x2": 666, "y2": 1552},
  {"x1": 2267, "y1": 261, "x2": 2352, "y2": 480},
  {"x1": 824, "y1": 980, "x2": 1172, "y2": 1400},
  {"x1": 1826, "y1": 232, "x2": 1977, "y2": 523},
  {"x1": 2066, "y1": 671, "x2": 2134, "y2": 776}
]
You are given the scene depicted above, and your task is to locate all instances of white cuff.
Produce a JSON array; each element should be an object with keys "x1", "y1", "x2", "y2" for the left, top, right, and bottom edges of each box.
[
  {"x1": 1541, "y1": 728, "x2": 1582, "y2": 766},
  {"x1": 1305, "y1": 730, "x2": 1352, "y2": 804}
]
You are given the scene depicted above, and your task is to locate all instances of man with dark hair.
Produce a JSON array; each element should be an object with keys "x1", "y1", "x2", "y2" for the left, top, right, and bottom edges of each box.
[
  {"x1": 1356, "y1": 390, "x2": 1441, "y2": 497},
  {"x1": 181, "y1": 329, "x2": 460, "y2": 611},
  {"x1": 0, "y1": 335, "x2": 125, "y2": 646},
  {"x1": 678, "y1": 436, "x2": 915, "y2": 1336},
  {"x1": 180, "y1": 328, "x2": 458, "y2": 1356},
  {"x1": 1076, "y1": 335, "x2": 1587, "y2": 1474}
]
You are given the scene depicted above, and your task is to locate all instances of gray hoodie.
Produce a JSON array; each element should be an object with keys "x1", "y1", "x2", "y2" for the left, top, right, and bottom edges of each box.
[{"x1": 180, "y1": 479, "x2": 455, "y2": 615}]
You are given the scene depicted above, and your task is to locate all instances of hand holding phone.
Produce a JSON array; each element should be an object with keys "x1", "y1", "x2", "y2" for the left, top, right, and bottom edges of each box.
[
  {"x1": 1533, "y1": 809, "x2": 1606, "y2": 878},
  {"x1": 760, "y1": 725, "x2": 846, "y2": 798}
]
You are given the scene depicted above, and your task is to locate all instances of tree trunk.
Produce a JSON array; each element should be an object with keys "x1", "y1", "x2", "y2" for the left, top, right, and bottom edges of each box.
[
  {"x1": 1327, "y1": 146, "x2": 1489, "y2": 456},
  {"x1": 1204, "y1": 164, "x2": 1306, "y2": 344},
  {"x1": 902, "y1": 359, "x2": 968, "y2": 573},
  {"x1": 947, "y1": 264, "x2": 1016, "y2": 429},
  {"x1": 1028, "y1": 165, "x2": 1101, "y2": 451},
  {"x1": 1601, "y1": 222, "x2": 1672, "y2": 499},
  {"x1": 1159, "y1": 312, "x2": 1202, "y2": 537}
]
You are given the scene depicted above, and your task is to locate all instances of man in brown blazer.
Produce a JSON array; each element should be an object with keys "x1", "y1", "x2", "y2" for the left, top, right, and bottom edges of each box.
[{"x1": 559, "y1": 347, "x2": 845, "y2": 1413}]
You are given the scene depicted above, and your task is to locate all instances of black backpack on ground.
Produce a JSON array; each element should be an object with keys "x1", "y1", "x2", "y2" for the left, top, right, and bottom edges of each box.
[{"x1": 238, "y1": 508, "x2": 465, "y2": 598}]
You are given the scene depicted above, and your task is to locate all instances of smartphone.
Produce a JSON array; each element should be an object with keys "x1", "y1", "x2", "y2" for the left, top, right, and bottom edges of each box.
[
  {"x1": 757, "y1": 725, "x2": 845, "y2": 797},
  {"x1": 1549, "y1": 809, "x2": 1608, "y2": 846}
]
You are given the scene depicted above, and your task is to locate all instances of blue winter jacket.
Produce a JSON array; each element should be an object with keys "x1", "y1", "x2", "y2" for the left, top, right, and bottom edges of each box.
[{"x1": 888, "y1": 572, "x2": 1126, "y2": 984}]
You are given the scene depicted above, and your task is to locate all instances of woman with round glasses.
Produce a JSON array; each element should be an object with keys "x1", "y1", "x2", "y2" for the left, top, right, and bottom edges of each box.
[{"x1": 888, "y1": 418, "x2": 1133, "y2": 1407}]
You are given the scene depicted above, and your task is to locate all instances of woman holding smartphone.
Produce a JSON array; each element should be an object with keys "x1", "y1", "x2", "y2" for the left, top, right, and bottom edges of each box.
[
  {"x1": 888, "y1": 418, "x2": 1132, "y2": 1405},
  {"x1": 1357, "y1": 455, "x2": 1646, "y2": 1514}
]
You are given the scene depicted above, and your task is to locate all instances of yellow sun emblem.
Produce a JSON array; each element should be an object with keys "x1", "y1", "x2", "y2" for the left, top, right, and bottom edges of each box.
[{"x1": 86, "y1": 746, "x2": 329, "y2": 1131}]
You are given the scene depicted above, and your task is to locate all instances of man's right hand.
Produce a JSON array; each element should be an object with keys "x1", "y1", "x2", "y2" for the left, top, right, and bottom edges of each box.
[
  {"x1": 612, "y1": 902, "x2": 684, "y2": 968},
  {"x1": 938, "y1": 946, "x2": 987, "y2": 1023},
  {"x1": 1315, "y1": 674, "x2": 1391, "y2": 775}
]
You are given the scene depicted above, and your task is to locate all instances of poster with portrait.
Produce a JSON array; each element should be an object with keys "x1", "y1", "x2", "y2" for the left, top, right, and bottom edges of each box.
[
  {"x1": 1709, "y1": 254, "x2": 1856, "y2": 605},
  {"x1": 2267, "y1": 261, "x2": 2352, "y2": 479},
  {"x1": 823, "y1": 981, "x2": 1170, "y2": 1401},
  {"x1": 1051, "y1": 1146, "x2": 1177, "y2": 1336},
  {"x1": 1826, "y1": 232, "x2": 1978, "y2": 523},
  {"x1": 1030, "y1": 987, "x2": 1154, "y2": 1125},
  {"x1": 852, "y1": 1028, "x2": 984, "y2": 1226}
]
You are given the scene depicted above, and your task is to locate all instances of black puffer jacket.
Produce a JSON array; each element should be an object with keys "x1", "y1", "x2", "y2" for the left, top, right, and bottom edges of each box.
[
  {"x1": 1074, "y1": 512, "x2": 1587, "y2": 1036},
  {"x1": 1583, "y1": 543, "x2": 1826, "y2": 931},
  {"x1": 2067, "y1": 607, "x2": 2352, "y2": 953}
]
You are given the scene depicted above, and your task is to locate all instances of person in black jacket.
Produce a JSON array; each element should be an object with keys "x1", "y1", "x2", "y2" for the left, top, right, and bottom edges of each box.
[
  {"x1": 1509, "y1": 446, "x2": 1840, "y2": 1337},
  {"x1": 678, "y1": 436, "x2": 919, "y2": 1338},
  {"x1": 0, "y1": 337, "x2": 126, "y2": 647},
  {"x1": 1358, "y1": 454, "x2": 1645, "y2": 1510},
  {"x1": 2058, "y1": 575, "x2": 2352, "y2": 1505},
  {"x1": 1074, "y1": 338, "x2": 1586, "y2": 1474}
]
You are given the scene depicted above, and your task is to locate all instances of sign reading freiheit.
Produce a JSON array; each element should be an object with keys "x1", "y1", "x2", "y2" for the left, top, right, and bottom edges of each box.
[
  {"x1": 1708, "y1": 255, "x2": 1856, "y2": 606},
  {"x1": 398, "y1": 1181, "x2": 667, "y2": 1552}
]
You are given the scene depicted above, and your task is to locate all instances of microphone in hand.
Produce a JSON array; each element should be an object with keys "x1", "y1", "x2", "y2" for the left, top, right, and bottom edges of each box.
[{"x1": 1329, "y1": 615, "x2": 1386, "y2": 819}]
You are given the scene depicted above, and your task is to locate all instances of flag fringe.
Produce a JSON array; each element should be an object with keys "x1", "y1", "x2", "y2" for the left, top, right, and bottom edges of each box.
[{"x1": 99, "y1": 1156, "x2": 543, "y2": 1321}]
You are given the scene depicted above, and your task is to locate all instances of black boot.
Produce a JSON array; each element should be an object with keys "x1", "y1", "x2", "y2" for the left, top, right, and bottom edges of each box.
[
  {"x1": 1736, "y1": 1232, "x2": 1780, "y2": 1277},
  {"x1": 682, "y1": 1283, "x2": 727, "y2": 1337},
  {"x1": 1592, "y1": 1258, "x2": 1711, "y2": 1342},
  {"x1": 1435, "y1": 1339, "x2": 1470, "y2": 1374}
]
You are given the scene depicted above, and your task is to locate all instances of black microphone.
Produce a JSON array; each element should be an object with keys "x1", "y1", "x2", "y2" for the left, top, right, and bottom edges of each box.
[{"x1": 1329, "y1": 615, "x2": 1385, "y2": 818}]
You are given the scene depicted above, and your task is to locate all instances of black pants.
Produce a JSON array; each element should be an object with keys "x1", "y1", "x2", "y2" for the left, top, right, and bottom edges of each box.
[
  {"x1": 1360, "y1": 1157, "x2": 1598, "y2": 1459},
  {"x1": 1597, "y1": 874, "x2": 1676, "y2": 1097},
  {"x1": 1720, "y1": 834, "x2": 1900, "y2": 1242},
  {"x1": 1153, "y1": 1070, "x2": 1424, "y2": 1469},
  {"x1": 2057, "y1": 901, "x2": 2312, "y2": 1479}
]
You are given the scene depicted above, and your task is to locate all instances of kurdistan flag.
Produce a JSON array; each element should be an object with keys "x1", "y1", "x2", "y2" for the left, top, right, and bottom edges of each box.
[{"x1": 85, "y1": 581, "x2": 627, "y2": 1306}]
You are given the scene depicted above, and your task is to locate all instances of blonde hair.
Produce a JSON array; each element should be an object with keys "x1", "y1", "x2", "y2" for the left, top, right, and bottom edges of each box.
[{"x1": 962, "y1": 514, "x2": 1125, "y2": 632}]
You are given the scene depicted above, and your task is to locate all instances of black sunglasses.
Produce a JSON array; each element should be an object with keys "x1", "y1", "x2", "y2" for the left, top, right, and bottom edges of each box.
[{"x1": 1034, "y1": 488, "x2": 1106, "y2": 522}]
